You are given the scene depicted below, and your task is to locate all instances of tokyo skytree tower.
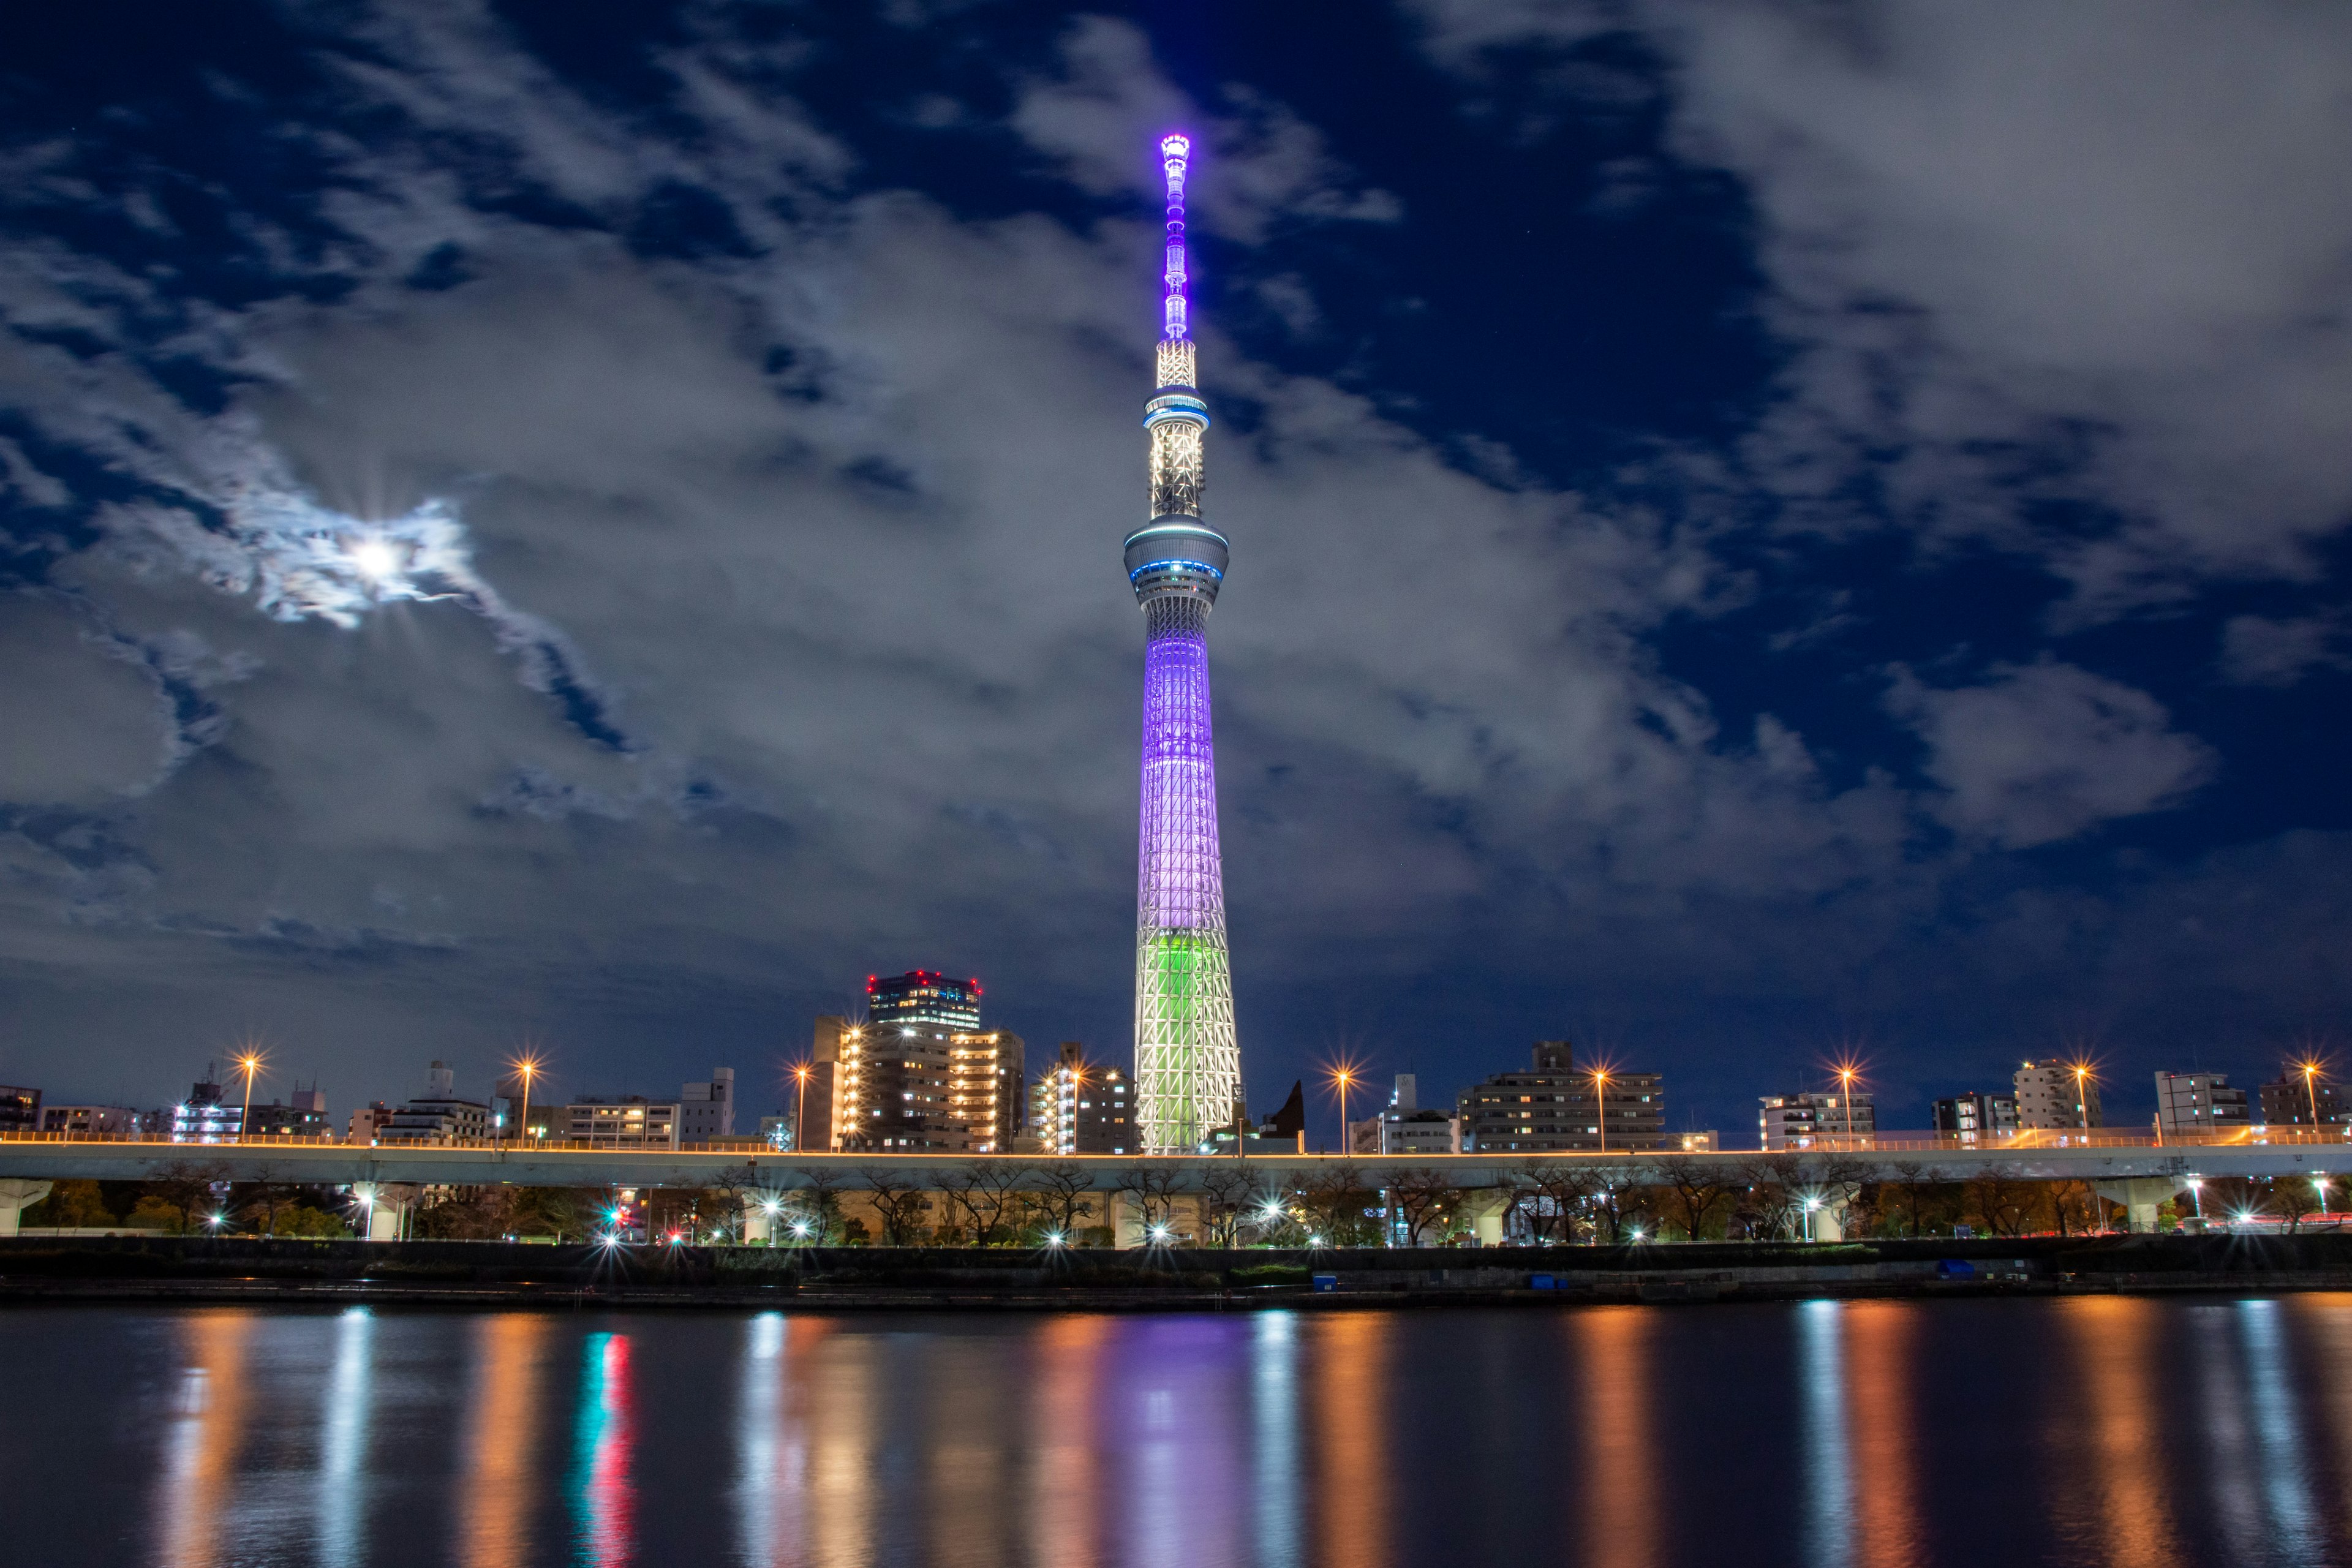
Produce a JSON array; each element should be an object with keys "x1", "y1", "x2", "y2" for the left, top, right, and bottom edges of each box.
[{"x1": 1126, "y1": 132, "x2": 1240, "y2": 1153}]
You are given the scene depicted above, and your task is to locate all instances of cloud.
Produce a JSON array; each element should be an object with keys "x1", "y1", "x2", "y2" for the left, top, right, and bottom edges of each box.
[
  {"x1": 1408, "y1": 1, "x2": 2352, "y2": 620},
  {"x1": 2217, "y1": 611, "x2": 2351, "y2": 688},
  {"x1": 1885, "y1": 661, "x2": 2214, "y2": 848}
]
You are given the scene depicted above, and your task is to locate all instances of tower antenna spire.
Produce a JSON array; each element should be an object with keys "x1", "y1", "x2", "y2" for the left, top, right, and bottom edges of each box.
[{"x1": 1127, "y1": 130, "x2": 1240, "y2": 1153}]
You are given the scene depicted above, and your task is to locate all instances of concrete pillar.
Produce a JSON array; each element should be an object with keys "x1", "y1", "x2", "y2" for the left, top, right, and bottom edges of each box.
[
  {"x1": 1464, "y1": 1189, "x2": 1506, "y2": 1247},
  {"x1": 1107, "y1": 1191, "x2": 1145, "y2": 1248},
  {"x1": 742, "y1": 1194, "x2": 775, "y2": 1245},
  {"x1": 352, "y1": 1182, "x2": 407, "y2": 1241},
  {"x1": 0, "y1": 1180, "x2": 52, "y2": 1237},
  {"x1": 1813, "y1": 1204, "x2": 1845, "y2": 1243},
  {"x1": 2095, "y1": 1177, "x2": 2174, "y2": 1233}
]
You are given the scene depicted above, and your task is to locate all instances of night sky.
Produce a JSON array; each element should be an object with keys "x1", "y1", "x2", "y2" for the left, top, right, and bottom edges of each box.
[{"x1": 4, "y1": 2, "x2": 2350, "y2": 1141}]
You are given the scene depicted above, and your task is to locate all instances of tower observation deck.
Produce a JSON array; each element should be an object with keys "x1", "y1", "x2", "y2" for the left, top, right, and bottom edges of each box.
[{"x1": 1128, "y1": 132, "x2": 1240, "y2": 1153}]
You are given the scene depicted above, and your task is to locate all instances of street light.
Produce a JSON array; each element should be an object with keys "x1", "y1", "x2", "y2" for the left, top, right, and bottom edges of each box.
[
  {"x1": 1803, "y1": 1194, "x2": 1821, "y2": 1243},
  {"x1": 233, "y1": 1049, "x2": 265, "y2": 1144},
  {"x1": 2070, "y1": 1062, "x2": 2097, "y2": 1134},
  {"x1": 1835, "y1": 1065, "x2": 1861, "y2": 1149},
  {"x1": 2299, "y1": 1060, "x2": 2327, "y2": 1131},
  {"x1": 2187, "y1": 1176, "x2": 2204, "y2": 1222},
  {"x1": 2316, "y1": 1175, "x2": 2331, "y2": 1218},
  {"x1": 508, "y1": 1054, "x2": 541, "y2": 1149},
  {"x1": 1327, "y1": 1065, "x2": 1358, "y2": 1156},
  {"x1": 1591, "y1": 1066, "x2": 1612, "y2": 1155},
  {"x1": 792, "y1": 1061, "x2": 813, "y2": 1152}
]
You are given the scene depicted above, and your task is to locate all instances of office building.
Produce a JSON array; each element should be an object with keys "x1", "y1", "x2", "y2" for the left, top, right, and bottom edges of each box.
[
  {"x1": 1760, "y1": 1091, "x2": 1877, "y2": 1151},
  {"x1": 1932, "y1": 1090, "x2": 2019, "y2": 1145},
  {"x1": 0, "y1": 1085, "x2": 40, "y2": 1133},
  {"x1": 800, "y1": 1016, "x2": 853, "y2": 1152},
  {"x1": 244, "y1": 1084, "x2": 333, "y2": 1139},
  {"x1": 346, "y1": 1101, "x2": 393, "y2": 1145},
  {"x1": 2015, "y1": 1060, "x2": 2104, "y2": 1129},
  {"x1": 37, "y1": 1104, "x2": 140, "y2": 1136},
  {"x1": 947, "y1": 1031, "x2": 1024, "y2": 1153},
  {"x1": 1127, "y1": 134, "x2": 1243, "y2": 1153},
  {"x1": 1029, "y1": 1043, "x2": 1136, "y2": 1155},
  {"x1": 680, "y1": 1067, "x2": 736, "y2": 1142},
  {"x1": 1457, "y1": 1041, "x2": 1668, "y2": 1153},
  {"x1": 564, "y1": 1098, "x2": 681, "y2": 1148},
  {"x1": 2154, "y1": 1072, "x2": 2250, "y2": 1137},
  {"x1": 380, "y1": 1061, "x2": 494, "y2": 1144},
  {"x1": 2261, "y1": 1073, "x2": 2350, "y2": 1129},
  {"x1": 837, "y1": 971, "x2": 979, "y2": 1152}
]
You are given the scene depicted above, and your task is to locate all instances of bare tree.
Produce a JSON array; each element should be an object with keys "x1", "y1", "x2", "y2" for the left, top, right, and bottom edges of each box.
[
  {"x1": 945, "y1": 1162, "x2": 1032, "y2": 1246},
  {"x1": 236, "y1": 1165, "x2": 297, "y2": 1237},
  {"x1": 862, "y1": 1172, "x2": 933, "y2": 1246},
  {"x1": 1509, "y1": 1163, "x2": 1600, "y2": 1243},
  {"x1": 1735, "y1": 1155, "x2": 1806, "y2": 1240},
  {"x1": 1031, "y1": 1164, "x2": 1099, "y2": 1243},
  {"x1": 1587, "y1": 1166, "x2": 1653, "y2": 1244},
  {"x1": 1387, "y1": 1167, "x2": 1461, "y2": 1247},
  {"x1": 1115, "y1": 1164, "x2": 1185, "y2": 1241},
  {"x1": 1297, "y1": 1167, "x2": 1382, "y2": 1246},
  {"x1": 2269, "y1": 1175, "x2": 2321, "y2": 1234},
  {"x1": 1886, "y1": 1160, "x2": 1936, "y2": 1238},
  {"x1": 790, "y1": 1169, "x2": 848, "y2": 1243},
  {"x1": 1197, "y1": 1165, "x2": 1256, "y2": 1247},
  {"x1": 1653, "y1": 1156, "x2": 1734, "y2": 1242},
  {"x1": 1964, "y1": 1166, "x2": 2036, "y2": 1238},
  {"x1": 148, "y1": 1161, "x2": 232, "y2": 1235}
]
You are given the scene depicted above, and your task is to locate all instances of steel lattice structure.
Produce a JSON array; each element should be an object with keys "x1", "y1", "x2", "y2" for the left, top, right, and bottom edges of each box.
[{"x1": 1126, "y1": 133, "x2": 1240, "y2": 1153}]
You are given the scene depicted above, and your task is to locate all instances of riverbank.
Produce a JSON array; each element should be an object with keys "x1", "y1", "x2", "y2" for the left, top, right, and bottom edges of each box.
[{"x1": 6, "y1": 1231, "x2": 2352, "y2": 1309}]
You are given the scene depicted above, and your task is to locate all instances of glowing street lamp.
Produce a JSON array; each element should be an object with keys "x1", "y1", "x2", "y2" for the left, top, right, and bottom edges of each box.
[
  {"x1": 792, "y1": 1061, "x2": 814, "y2": 1152},
  {"x1": 2186, "y1": 1177, "x2": 2204, "y2": 1222},
  {"x1": 2316, "y1": 1175, "x2": 2331, "y2": 1218},
  {"x1": 1591, "y1": 1066, "x2": 1613, "y2": 1156},
  {"x1": 1803, "y1": 1194, "x2": 1822, "y2": 1243},
  {"x1": 1327, "y1": 1065, "x2": 1359, "y2": 1156},
  {"x1": 2071, "y1": 1062, "x2": 2097, "y2": 1130},
  {"x1": 2299, "y1": 1060, "x2": 2327, "y2": 1130},
  {"x1": 1835, "y1": 1064, "x2": 1862, "y2": 1148},
  {"x1": 234, "y1": 1049, "x2": 265, "y2": 1144},
  {"x1": 508, "y1": 1054, "x2": 541, "y2": 1149}
]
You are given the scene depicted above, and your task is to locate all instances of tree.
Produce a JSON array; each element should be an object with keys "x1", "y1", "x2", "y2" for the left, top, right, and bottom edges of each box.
[
  {"x1": 2269, "y1": 1175, "x2": 2321, "y2": 1234},
  {"x1": 1653, "y1": 1156, "x2": 1734, "y2": 1242},
  {"x1": 1115, "y1": 1164, "x2": 1185, "y2": 1240},
  {"x1": 791, "y1": 1170, "x2": 848, "y2": 1243},
  {"x1": 1588, "y1": 1166, "x2": 1651, "y2": 1243},
  {"x1": 1508, "y1": 1163, "x2": 1599, "y2": 1243},
  {"x1": 1885, "y1": 1161, "x2": 1937, "y2": 1237},
  {"x1": 862, "y1": 1173, "x2": 933, "y2": 1246},
  {"x1": 1291, "y1": 1168, "x2": 1381, "y2": 1247},
  {"x1": 1386, "y1": 1167, "x2": 1461, "y2": 1247},
  {"x1": 1194, "y1": 1165, "x2": 1256, "y2": 1247},
  {"x1": 1031, "y1": 1164, "x2": 1099, "y2": 1244},
  {"x1": 510, "y1": 1186, "x2": 590, "y2": 1240},
  {"x1": 1964, "y1": 1166, "x2": 2037, "y2": 1238},
  {"x1": 236, "y1": 1167, "x2": 298, "y2": 1237},
  {"x1": 146, "y1": 1161, "x2": 231, "y2": 1234},
  {"x1": 23, "y1": 1178, "x2": 115, "y2": 1229}
]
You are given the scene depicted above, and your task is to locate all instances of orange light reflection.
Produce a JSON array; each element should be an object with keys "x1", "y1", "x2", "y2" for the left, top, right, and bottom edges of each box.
[
  {"x1": 460, "y1": 1314, "x2": 550, "y2": 1568},
  {"x1": 1842, "y1": 1302, "x2": 1921, "y2": 1568},
  {"x1": 1029, "y1": 1314, "x2": 1111, "y2": 1568},
  {"x1": 2064, "y1": 1295, "x2": 2183, "y2": 1568},
  {"x1": 1577, "y1": 1306, "x2": 1658, "y2": 1568},
  {"x1": 1311, "y1": 1313, "x2": 1393, "y2": 1568},
  {"x1": 159, "y1": 1310, "x2": 255, "y2": 1568}
]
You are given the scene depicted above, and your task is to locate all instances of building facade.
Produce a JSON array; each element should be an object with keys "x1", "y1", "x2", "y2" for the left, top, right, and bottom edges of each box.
[
  {"x1": 1458, "y1": 1042, "x2": 1668, "y2": 1153},
  {"x1": 1760, "y1": 1092, "x2": 1878, "y2": 1150},
  {"x1": 2260, "y1": 1074, "x2": 2349, "y2": 1129},
  {"x1": 564, "y1": 1098, "x2": 681, "y2": 1148},
  {"x1": 171, "y1": 1077, "x2": 239, "y2": 1143},
  {"x1": 37, "y1": 1104, "x2": 140, "y2": 1136},
  {"x1": 1128, "y1": 132, "x2": 1243, "y2": 1154},
  {"x1": 2155, "y1": 1071, "x2": 2250, "y2": 1137},
  {"x1": 1029, "y1": 1042, "x2": 1136, "y2": 1156},
  {"x1": 835, "y1": 971, "x2": 979, "y2": 1152},
  {"x1": 1932, "y1": 1090, "x2": 2020, "y2": 1144},
  {"x1": 680, "y1": 1067, "x2": 736, "y2": 1142},
  {"x1": 948, "y1": 1031, "x2": 1025, "y2": 1153},
  {"x1": 380, "y1": 1061, "x2": 494, "y2": 1144},
  {"x1": 0, "y1": 1085, "x2": 40, "y2": 1133},
  {"x1": 244, "y1": 1085, "x2": 332, "y2": 1139},
  {"x1": 2015, "y1": 1060, "x2": 2105, "y2": 1129}
]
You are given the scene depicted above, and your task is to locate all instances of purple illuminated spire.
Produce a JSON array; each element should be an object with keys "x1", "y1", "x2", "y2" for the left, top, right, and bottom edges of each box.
[{"x1": 1126, "y1": 131, "x2": 1239, "y2": 1152}]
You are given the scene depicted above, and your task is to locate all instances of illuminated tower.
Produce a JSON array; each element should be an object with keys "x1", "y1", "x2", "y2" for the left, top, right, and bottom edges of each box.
[{"x1": 1128, "y1": 132, "x2": 1240, "y2": 1153}]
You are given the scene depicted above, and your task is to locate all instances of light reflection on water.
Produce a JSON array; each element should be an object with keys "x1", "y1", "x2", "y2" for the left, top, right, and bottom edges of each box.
[{"x1": 12, "y1": 1298, "x2": 2352, "y2": 1566}]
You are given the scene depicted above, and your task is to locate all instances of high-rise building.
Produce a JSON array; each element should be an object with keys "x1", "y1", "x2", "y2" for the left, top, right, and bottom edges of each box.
[
  {"x1": 1932, "y1": 1090, "x2": 2019, "y2": 1144},
  {"x1": 2154, "y1": 1071, "x2": 2250, "y2": 1137},
  {"x1": 2260, "y1": 1073, "x2": 2350, "y2": 1129},
  {"x1": 837, "y1": 971, "x2": 978, "y2": 1152},
  {"x1": 1457, "y1": 1041, "x2": 1668, "y2": 1153},
  {"x1": 171, "y1": 1076, "x2": 238, "y2": 1143},
  {"x1": 1760, "y1": 1092, "x2": 1877, "y2": 1150},
  {"x1": 948, "y1": 1032, "x2": 1025, "y2": 1153},
  {"x1": 680, "y1": 1067, "x2": 736, "y2": 1142},
  {"x1": 1128, "y1": 132, "x2": 1242, "y2": 1153},
  {"x1": 1030, "y1": 1042, "x2": 1137, "y2": 1155},
  {"x1": 802, "y1": 1015, "x2": 851, "y2": 1152},
  {"x1": 2015, "y1": 1060, "x2": 2103, "y2": 1129}
]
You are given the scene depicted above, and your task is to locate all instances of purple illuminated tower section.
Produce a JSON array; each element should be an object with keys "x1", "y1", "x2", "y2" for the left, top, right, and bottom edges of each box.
[{"x1": 1126, "y1": 131, "x2": 1240, "y2": 1153}]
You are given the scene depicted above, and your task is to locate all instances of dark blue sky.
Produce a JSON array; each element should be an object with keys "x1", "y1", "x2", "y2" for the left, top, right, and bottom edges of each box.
[{"x1": 3, "y1": 1, "x2": 2350, "y2": 1142}]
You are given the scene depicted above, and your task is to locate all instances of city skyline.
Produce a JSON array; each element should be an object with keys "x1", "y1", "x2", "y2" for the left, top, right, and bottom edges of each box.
[{"x1": 1, "y1": 9, "x2": 2350, "y2": 1140}]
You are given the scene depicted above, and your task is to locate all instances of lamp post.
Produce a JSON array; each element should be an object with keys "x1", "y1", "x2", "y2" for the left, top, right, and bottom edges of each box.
[
  {"x1": 1803, "y1": 1194, "x2": 1820, "y2": 1243},
  {"x1": 2303, "y1": 1061, "x2": 2326, "y2": 1131},
  {"x1": 1836, "y1": 1066, "x2": 1860, "y2": 1150},
  {"x1": 235, "y1": 1052, "x2": 263, "y2": 1144},
  {"x1": 2316, "y1": 1175, "x2": 2331, "y2": 1219},
  {"x1": 1329, "y1": 1066, "x2": 1357, "y2": 1157},
  {"x1": 1591, "y1": 1066, "x2": 1611, "y2": 1155},
  {"x1": 793, "y1": 1063, "x2": 813, "y2": 1152},
  {"x1": 2187, "y1": 1177, "x2": 2204, "y2": 1223},
  {"x1": 511, "y1": 1057, "x2": 538, "y2": 1150},
  {"x1": 2071, "y1": 1064, "x2": 2094, "y2": 1132}
]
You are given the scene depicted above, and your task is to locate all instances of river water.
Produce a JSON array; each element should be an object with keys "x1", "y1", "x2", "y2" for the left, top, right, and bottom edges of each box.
[{"x1": 6, "y1": 1295, "x2": 2350, "y2": 1567}]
